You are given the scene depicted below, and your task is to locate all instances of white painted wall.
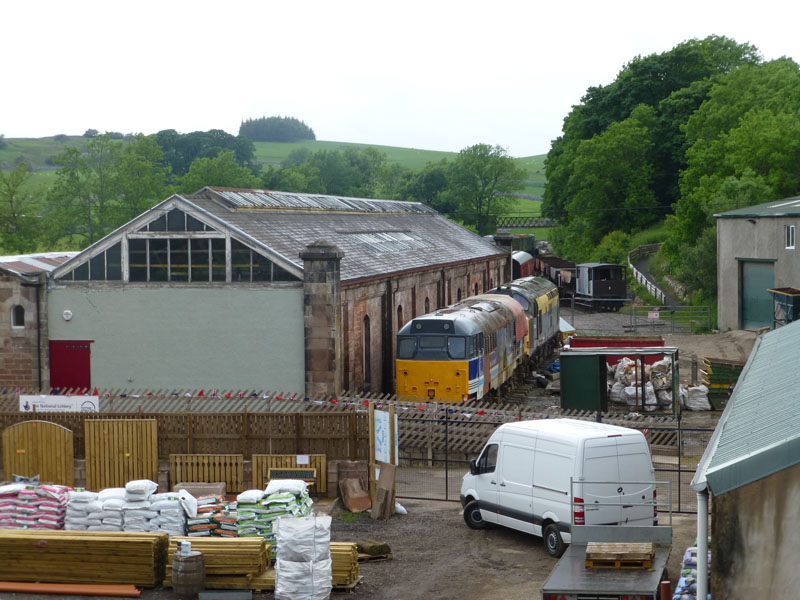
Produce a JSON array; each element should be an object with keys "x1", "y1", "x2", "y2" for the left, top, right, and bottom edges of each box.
[{"x1": 48, "y1": 284, "x2": 305, "y2": 392}]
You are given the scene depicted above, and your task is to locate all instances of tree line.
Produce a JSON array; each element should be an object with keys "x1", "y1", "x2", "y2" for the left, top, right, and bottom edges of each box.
[
  {"x1": 543, "y1": 35, "x2": 800, "y2": 305},
  {"x1": 0, "y1": 131, "x2": 524, "y2": 251}
]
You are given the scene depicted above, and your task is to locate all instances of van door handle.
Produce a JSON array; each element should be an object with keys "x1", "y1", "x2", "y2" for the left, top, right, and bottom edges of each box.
[
  {"x1": 499, "y1": 482, "x2": 506, "y2": 487},
  {"x1": 490, "y1": 480, "x2": 496, "y2": 485}
]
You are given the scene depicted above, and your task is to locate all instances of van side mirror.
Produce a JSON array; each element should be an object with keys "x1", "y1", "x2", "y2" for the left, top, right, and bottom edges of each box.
[{"x1": 469, "y1": 459, "x2": 478, "y2": 475}]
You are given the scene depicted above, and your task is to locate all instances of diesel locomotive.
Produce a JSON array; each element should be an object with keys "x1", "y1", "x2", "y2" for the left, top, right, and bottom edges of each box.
[{"x1": 395, "y1": 276, "x2": 559, "y2": 403}]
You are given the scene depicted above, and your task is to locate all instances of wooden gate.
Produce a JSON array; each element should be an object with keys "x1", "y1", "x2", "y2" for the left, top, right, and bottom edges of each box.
[
  {"x1": 252, "y1": 454, "x2": 327, "y2": 494},
  {"x1": 85, "y1": 419, "x2": 158, "y2": 490},
  {"x1": 169, "y1": 454, "x2": 244, "y2": 493},
  {"x1": 2, "y1": 421, "x2": 74, "y2": 486}
]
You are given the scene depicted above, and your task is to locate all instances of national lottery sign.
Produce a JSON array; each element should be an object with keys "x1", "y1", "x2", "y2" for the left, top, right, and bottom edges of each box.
[{"x1": 20, "y1": 395, "x2": 99, "y2": 413}]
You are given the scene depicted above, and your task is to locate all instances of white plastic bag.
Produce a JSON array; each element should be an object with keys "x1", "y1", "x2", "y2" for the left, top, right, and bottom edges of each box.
[
  {"x1": 684, "y1": 385, "x2": 711, "y2": 411},
  {"x1": 125, "y1": 479, "x2": 158, "y2": 496},
  {"x1": 266, "y1": 479, "x2": 308, "y2": 496},
  {"x1": 275, "y1": 515, "x2": 331, "y2": 563},
  {"x1": 237, "y1": 489, "x2": 266, "y2": 504},
  {"x1": 178, "y1": 490, "x2": 198, "y2": 518}
]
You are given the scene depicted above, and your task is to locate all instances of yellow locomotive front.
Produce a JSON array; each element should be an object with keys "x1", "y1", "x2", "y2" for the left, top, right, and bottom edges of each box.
[{"x1": 396, "y1": 315, "x2": 481, "y2": 403}]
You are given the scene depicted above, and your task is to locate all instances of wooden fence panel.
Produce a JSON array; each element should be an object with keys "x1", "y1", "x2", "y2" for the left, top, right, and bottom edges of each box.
[
  {"x1": 169, "y1": 454, "x2": 244, "y2": 493},
  {"x1": 85, "y1": 419, "x2": 158, "y2": 491},
  {"x1": 2, "y1": 421, "x2": 74, "y2": 486},
  {"x1": 252, "y1": 454, "x2": 327, "y2": 494}
]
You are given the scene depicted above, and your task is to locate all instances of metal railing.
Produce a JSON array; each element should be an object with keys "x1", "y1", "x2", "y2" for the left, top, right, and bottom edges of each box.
[{"x1": 627, "y1": 305, "x2": 711, "y2": 333}]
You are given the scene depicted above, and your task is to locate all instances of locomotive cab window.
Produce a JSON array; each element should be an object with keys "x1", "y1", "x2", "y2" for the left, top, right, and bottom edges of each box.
[
  {"x1": 419, "y1": 336, "x2": 446, "y2": 349},
  {"x1": 448, "y1": 337, "x2": 466, "y2": 359},
  {"x1": 397, "y1": 337, "x2": 417, "y2": 359}
]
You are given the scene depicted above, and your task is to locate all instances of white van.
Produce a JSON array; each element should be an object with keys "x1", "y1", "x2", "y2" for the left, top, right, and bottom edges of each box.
[{"x1": 460, "y1": 418, "x2": 656, "y2": 557}]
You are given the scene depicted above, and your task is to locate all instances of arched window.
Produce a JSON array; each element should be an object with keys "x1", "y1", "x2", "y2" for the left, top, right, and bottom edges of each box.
[
  {"x1": 457, "y1": 288, "x2": 462, "y2": 301},
  {"x1": 11, "y1": 305, "x2": 24, "y2": 328},
  {"x1": 424, "y1": 297, "x2": 430, "y2": 313},
  {"x1": 397, "y1": 305, "x2": 404, "y2": 331},
  {"x1": 362, "y1": 315, "x2": 371, "y2": 385}
]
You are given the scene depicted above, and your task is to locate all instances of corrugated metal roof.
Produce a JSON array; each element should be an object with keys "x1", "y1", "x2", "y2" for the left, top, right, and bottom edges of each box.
[
  {"x1": 0, "y1": 252, "x2": 79, "y2": 277},
  {"x1": 715, "y1": 195, "x2": 800, "y2": 218},
  {"x1": 186, "y1": 188, "x2": 506, "y2": 281},
  {"x1": 692, "y1": 321, "x2": 800, "y2": 495}
]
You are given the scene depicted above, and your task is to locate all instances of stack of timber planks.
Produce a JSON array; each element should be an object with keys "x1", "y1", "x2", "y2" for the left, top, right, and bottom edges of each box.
[
  {"x1": 331, "y1": 542, "x2": 361, "y2": 589},
  {"x1": 163, "y1": 537, "x2": 271, "y2": 590},
  {"x1": 163, "y1": 540, "x2": 361, "y2": 591},
  {"x1": 0, "y1": 530, "x2": 169, "y2": 586},
  {"x1": 702, "y1": 357, "x2": 746, "y2": 409}
]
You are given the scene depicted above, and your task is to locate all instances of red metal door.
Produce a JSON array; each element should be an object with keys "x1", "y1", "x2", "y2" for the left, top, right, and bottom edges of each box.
[{"x1": 49, "y1": 340, "x2": 92, "y2": 391}]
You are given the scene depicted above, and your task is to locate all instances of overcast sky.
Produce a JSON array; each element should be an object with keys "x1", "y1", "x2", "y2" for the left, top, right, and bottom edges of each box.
[{"x1": 3, "y1": 1, "x2": 799, "y2": 157}]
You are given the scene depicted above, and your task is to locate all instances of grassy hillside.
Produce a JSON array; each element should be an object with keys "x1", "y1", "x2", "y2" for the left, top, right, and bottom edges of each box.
[{"x1": 2, "y1": 135, "x2": 548, "y2": 199}]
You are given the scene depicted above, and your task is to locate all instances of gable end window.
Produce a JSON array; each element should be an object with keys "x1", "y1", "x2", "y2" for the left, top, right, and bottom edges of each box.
[
  {"x1": 11, "y1": 305, "x2": 24, "y2": 328},
  {"x1": 55, "y1": 208, "x2": 301, "y2": 283},
  {"x1": 786, "y1": 225, "x2": 795, "y2": 249}
]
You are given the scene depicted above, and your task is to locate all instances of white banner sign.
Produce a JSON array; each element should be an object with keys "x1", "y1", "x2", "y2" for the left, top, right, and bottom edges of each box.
[
  {"x1": 20, "y1": 395, "x2": 99, "y2": 413},
  {"x1": 374, "y1": 409, "x2": 391, "y2": 465}
]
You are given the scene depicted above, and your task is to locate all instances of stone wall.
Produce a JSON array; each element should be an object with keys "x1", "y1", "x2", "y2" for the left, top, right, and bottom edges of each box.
[{"x1": 0, "y1": 272, "x2": 45, "y2": 390}]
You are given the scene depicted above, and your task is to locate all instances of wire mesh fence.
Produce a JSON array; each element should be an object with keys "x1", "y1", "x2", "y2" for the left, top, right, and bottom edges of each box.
[{"x1": 395, "y1": 416, "x2": 713, "y2": 514}]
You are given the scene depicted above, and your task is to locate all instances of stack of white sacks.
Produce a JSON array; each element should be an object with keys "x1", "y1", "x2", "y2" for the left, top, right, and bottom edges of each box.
[
  {"x1": 90, "y1": 488, "x2": 126, "y2": 531},
  {"x1": 65, "y1": 489, "x2": 100, "y2": 530},
  {"x1": 149, "y1": 491, "x2": 187, "y2": 536},
  {"x1": 122, "y1": 479, "x2": 159, "y2": 532}
]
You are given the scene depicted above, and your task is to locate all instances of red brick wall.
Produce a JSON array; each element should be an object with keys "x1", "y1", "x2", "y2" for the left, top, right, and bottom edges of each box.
[{"x1": 341, "y1": 256, "x2": 508, "y2": 394}]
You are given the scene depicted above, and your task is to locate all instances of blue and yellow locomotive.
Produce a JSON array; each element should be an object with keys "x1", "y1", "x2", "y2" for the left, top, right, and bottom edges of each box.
[{"x1": 395, "y1": 276, "x2": 559, "y2": 402}]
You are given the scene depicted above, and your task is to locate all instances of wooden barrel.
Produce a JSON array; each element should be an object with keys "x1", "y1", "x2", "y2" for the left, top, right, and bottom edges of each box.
[{"x1": 172, "y1": 550, "x2": 205, "y2": 600}]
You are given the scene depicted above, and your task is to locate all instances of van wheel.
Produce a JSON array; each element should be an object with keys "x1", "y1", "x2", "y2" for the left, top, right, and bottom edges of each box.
[
  {"x1": 544, "y1": 524, "x2": 566, "y2": 557},
  {"x1": 463, "y1": 500, "x2": 486, "y2": 530}
]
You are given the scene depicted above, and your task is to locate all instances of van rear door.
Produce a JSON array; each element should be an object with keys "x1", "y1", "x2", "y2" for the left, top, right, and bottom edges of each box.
[
  {"x1": 581, "y1": 437, "x2": 622, "y2": 525},
  {"x1": 616, "y1": 434, "x2": 655, "y2": 525}
]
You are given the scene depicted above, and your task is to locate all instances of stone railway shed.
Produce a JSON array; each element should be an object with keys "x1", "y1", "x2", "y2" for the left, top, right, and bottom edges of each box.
[
  {"x1": 23, "y1": 187, "x2": 510, "y2": 395},
  {"x1": 692, "y1": 319, "x2": 800, "y2": 598}
]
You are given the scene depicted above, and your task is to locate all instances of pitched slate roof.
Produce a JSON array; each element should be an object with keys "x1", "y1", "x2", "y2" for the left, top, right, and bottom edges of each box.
[
  {"x1": 185, "y1": 187, "x2": 506, "y2": 282},
  {"x1": 715, "y1": 196, "x2": 800, "y2": 218},
  {"x1": 692, "y1": 320, "x2": 800, "y2": 495}
]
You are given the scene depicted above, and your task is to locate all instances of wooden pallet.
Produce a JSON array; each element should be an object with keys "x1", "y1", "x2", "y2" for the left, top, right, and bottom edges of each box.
[
  {"x1": 585, "y1": 557, "x2": 654, "y2": 569},
  {"x1": 585, "y1": 542, "x2": 654, "y2": 570}
]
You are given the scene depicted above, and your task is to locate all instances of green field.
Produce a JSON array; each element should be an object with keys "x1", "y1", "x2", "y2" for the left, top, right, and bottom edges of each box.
[{"x1": 2, "y1": 135, "x2": 548, "y2": 203}]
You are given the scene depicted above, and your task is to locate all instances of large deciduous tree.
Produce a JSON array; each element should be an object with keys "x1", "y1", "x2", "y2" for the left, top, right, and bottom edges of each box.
[
  {"x1": 0, "y1": 161, "x2": 41, "y2": 252},
  {"x1": 180, "y1": 151, "x2": 260, "y2": 193},
  {"x1": 443, "y1": 144, "x2": 524, "y2": 235},
  {"x1": 45, "y1": 134, "x2": 170, "y2": 247}
]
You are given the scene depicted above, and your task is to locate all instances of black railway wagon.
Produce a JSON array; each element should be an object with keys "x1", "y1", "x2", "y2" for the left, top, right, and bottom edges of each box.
[{"x1": 575, "y1": 262, "x2": 627, "y2": 311}]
